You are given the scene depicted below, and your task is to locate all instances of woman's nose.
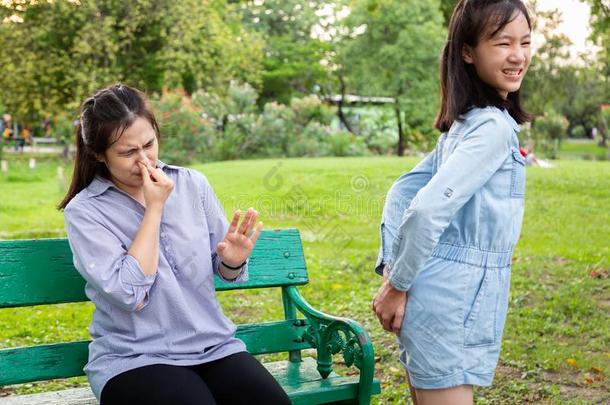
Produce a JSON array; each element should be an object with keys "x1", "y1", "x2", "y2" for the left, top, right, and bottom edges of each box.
[{"x1": 136, "y1": 149, "x2": 148, "y2": 161}]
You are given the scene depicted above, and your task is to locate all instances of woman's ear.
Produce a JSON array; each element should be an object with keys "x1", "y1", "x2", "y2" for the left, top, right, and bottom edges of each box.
[
  {"x1": 95, "y1": 153, "x2": 105, "y2": 164},
  {"x1": 462, "y1": 45, "x2": 474, "y2": 64}
]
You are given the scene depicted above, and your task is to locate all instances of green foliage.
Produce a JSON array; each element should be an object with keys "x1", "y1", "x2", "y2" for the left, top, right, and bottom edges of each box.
[
  {"x1": 324, "y1": 131, "x2": 369, "y2": 157},
  {"x1": 571, "y1": 125, "x2": 586, "y2": 138},
  {"x1": 522, "y1": 8, "x2": 573, "y2": 116},
  {"x1": 155, "y1": 83, "x2": 367, "y2": 161},
  {"x1": 522, "y1": 5, "x2": 607, "y2": 140},
  {"x1": 532, "y1": 110, "x2": 569, "y2": 159},
  {"x1": 150, "y1": 90, "x2": 216, "y2": 166},
  {"x1": 342, "y1": 0, "x2": 446, "y2": 150},
  {"x1": 439, "y1": 0, "x2": 459, "y2": 25},
  {"x1": 240, "y1": 0, "x2": 331, "y2": 103},
  {"x1": 580, "y1": 0, "x2": 610, "y2": 93},
  {"x1": 0, "y1": 0, "x2": 264, "y2": 123}
]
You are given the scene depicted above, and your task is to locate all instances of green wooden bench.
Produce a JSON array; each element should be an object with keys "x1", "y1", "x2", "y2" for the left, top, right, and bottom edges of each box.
[{"x1": 0, "y1": 229, "x2": 380, "y2": 404}]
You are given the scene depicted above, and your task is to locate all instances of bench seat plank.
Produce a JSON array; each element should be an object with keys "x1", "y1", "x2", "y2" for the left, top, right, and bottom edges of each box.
[
  {"x1": 0, "y1": 358, "x2": 381, "y2": 405},
  {"x1": 0, "y1": 320, "x2": 315, "y2": 386}
]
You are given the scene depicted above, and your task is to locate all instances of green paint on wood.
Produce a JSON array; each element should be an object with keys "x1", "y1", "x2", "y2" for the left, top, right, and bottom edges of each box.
[
  {"x1": 266, "y1": 358, "x2": 381, "y2": 404},
  {"x1": 0, "y1": 229, "x2": 308, "y2": 308},
  {"x1": 0, "y1": 320, "x2": 315, "y2": 386}
]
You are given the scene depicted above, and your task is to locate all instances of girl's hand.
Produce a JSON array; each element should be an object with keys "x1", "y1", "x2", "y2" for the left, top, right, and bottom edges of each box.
[
  {"x1": 217, "y1": 208, "x2": 263, "y2": 267},
  {"x1": 372, "y1": 279, "x2": 407, "y2": 335},
  {"x1": 139, "y1": 161, "x2": 174, "y2": 209}
]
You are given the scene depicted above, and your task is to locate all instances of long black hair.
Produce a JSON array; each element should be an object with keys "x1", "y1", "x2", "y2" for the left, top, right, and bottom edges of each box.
[
  {"x1": 58, "y1": 84, "x2": 161, "y2": 210},
  {"x1": 435, "y1": 0, "x2": 532, "y2": 132}
]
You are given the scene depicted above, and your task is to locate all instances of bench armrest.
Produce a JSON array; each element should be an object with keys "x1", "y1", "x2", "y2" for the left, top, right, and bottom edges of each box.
[{"x1": 284, "y1": 286, "x2": 375, "y2": 404}]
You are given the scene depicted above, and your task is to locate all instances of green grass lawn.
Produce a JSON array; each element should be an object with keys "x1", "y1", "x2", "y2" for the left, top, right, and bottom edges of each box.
[
  {"x1": 0, "y1": 155, "x2": 609, "y2": 404},
  {"x1": 556, "y1": 139, "x2": 610, "y2": 161}
]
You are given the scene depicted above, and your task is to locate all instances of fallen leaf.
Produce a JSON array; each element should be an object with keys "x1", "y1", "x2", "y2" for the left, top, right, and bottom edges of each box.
[
  {"x1": 591, "y1": 367, "x2": 605, "y2": 381},
  {"x1": 567, "y1": 358, "x2": 579, "y2": 369},
  {"x1": 589, "y1": 268, "x2": 609, "y2": 279},
  {"x1": 584, "y1": 372, "x2": 594, "y2": 385}
]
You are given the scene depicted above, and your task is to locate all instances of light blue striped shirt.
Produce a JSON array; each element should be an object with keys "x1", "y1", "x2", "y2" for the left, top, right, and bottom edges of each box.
[{"x1": 64, "y1": 161, "x2": 247, "y2": 400}]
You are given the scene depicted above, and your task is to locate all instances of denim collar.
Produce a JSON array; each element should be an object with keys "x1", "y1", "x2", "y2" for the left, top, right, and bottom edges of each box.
[
  {"x1": 463, "y1": 106, "x2": 521, "y2": 134},
  {"x1": 500, "y1": 108, "x2": 521, "y2": 133}
]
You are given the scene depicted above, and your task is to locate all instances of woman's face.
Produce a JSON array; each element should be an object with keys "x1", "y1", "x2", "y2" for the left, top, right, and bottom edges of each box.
[
  {"x1": 101, "y1": 116, "x2": 159, "y2": 193},
  {"x1": 463, "y1": 11, "x2": 531, "y2": 99}
]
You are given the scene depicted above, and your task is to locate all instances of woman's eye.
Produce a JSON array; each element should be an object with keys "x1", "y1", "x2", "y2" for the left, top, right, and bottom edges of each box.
[
  {"x1": 498, "y1": 43, "x2": 510, "y2": 46},
  {"x1": 522, "y1": 42, "x2": 531, "y2": 46},
  {"x1": 122, "y1": 151, "x2": 135, "y2": 157}
]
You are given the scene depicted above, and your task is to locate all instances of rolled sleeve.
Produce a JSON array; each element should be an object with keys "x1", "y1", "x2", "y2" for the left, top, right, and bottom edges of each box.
[
  {"x1": 65, "y1": 204, "x2": 157, "y2": 312},
  {"x1": 388, "y1": 113, "x2": 512, "y2": 291}
]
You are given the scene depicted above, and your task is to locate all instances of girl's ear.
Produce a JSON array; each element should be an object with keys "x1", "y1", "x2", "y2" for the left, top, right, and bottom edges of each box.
[{"x1": 462, "y1": 45, "x2": 474, "y2": 64}]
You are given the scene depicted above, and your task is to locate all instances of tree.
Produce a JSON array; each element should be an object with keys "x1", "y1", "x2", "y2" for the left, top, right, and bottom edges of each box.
[
  {"x1": 439, "y1": 0, "x2": 459, "y2": 25},
  {"x1": 580, "y1": 0, "x2": 609, "y2": 94},
  {"x1": 341, "y1": 0, "x2": 446, "y2": 155},
  {"x1": 0, "y1": 0, "x2": 263, "y2": 123},
  {"x1": 521, "y1": 7, "x2": 572, "y2": 116},
  {"x1": 239, "y1": 0, "x2": 332, "y2": 104},
  {"x1": 522, "y1": 3, "x2": 607, "y2": 147}
]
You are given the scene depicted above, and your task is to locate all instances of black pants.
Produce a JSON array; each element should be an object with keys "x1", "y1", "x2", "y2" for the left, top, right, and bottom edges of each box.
[{"x1": 100, "y1": 352, "x2": 291, "y2": 405}]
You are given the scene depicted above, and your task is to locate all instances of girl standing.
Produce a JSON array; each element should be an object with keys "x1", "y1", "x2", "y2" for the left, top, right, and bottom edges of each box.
[
  {"x1": 59, "y1": 84, "x2": 290, "y2": 405},
  {"x1": 372, "y1": 1, "x2": 532, "y2": 404}
]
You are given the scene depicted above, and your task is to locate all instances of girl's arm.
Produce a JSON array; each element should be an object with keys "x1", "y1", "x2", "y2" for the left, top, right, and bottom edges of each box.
[{"x1": 388, "y1": 113, "x2": 512, "y2": 292}]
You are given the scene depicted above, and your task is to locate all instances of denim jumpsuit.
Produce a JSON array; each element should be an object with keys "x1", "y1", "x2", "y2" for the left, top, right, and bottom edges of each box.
[{"x1": 375, "y1": 106, "x2": 525, "y2": 389}]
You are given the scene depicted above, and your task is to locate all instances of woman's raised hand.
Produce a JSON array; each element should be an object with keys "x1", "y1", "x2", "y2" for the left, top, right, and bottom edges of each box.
[
  {"x1": 138, "y1": 161, "x2": 174, "y2": 209},
  {"x1": 217, "y1": 208, "x2": 263, "y2": 267}
]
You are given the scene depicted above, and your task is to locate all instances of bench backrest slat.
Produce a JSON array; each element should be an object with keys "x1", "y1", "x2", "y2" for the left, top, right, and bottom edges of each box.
[
  {"x1": 0, "y1": 320, "x2": 314, "y2": 386},
  {"x1": 0, "y1": 229, "x2": 308, "y2": 308}
]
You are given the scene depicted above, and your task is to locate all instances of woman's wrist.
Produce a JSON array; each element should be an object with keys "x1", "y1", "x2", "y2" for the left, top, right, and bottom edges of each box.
[{"x1": 220, "y1": 260, "x2": 247, "y2": 270}]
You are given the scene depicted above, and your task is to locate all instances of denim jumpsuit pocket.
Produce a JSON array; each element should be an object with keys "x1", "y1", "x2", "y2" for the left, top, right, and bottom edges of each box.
[
  {"x1": 463, "y1": 267, "x2": 500, "y2": 347},
  {"x1": 510, "y1": 150, "x2": 526, "y2": 198}
]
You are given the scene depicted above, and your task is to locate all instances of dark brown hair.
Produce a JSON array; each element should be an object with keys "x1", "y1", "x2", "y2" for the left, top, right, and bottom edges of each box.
[
  {"x1": 58, "y1": 84, "x2": 161, "y2": 210},
  {"x1": 434, "y1": 0, "x2": 532, "y2": 132}
]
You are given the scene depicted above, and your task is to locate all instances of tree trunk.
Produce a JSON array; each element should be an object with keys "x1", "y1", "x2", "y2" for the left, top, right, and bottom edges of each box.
[
  {"x1": 395, "y1": 104, "x2": 405, "y2": 156},
  {"x1": 336, "y1": 74, "x2": 354, "y2": 134}
]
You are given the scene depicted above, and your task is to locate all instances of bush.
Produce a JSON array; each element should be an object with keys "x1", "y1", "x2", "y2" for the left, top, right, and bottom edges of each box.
[
  {"x1": 326, "y1": 131, "x2": 370, "y2": 157},
  {"x1": 253, "y1": 101, "x2": 296, "y2": 157},
  {"x1": 289, "y1": 96, "x2": 335, "y2": 127},
  {"x1": 570, "y1": 125, "x2": 586, "y2": 138},
  {"x1": 150, "y1": 89, "x2": 215, "y2": 165},
  {"x1": 532, "y1": 110, "x2": 569, "y2": 159},
  {"x1": 288, "y1": 122, "x2": 331, "y2": 157}
]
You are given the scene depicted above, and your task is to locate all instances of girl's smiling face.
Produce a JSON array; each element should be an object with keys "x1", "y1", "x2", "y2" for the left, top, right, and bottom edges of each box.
[{"x1": 462, "y1": 11, "x2": 531, "y2": 99}]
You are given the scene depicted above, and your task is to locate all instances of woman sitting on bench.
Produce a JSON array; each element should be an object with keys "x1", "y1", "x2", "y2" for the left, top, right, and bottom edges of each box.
[{"x1": 58, "y1": 84, "x2": 290, "y2": 405}]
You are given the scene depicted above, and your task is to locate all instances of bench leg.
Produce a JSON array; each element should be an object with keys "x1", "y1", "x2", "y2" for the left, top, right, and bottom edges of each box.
[{"x1": 282, "y1": 287, "x2": 302, "y2": 363}]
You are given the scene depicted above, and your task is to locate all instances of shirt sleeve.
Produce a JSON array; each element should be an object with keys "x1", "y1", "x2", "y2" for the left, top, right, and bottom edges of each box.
[
  {"x1": 64, "y1": 203, "x2": 157, "y2": 312},
  {"x1": 197, "y1": 172, "x2": 249, "y2": 283},
  {"x1": 375, "y1": 150, "x2": 436, "y2": 275},
  {"x1": 384, "y1": 150, "x2": 436, "y2": 221},
  {"x1": 388, "y1": 112, "x2": 512, "y2": 291}
]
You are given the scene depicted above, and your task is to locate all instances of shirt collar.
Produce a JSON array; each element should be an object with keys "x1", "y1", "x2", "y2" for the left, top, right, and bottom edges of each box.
[
  {"x1": 501, "y1": 108, "x2": 521, "y2": 133},
  {"x1": 85, "y1": 159, "x2": 177, "y2": 199}
]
